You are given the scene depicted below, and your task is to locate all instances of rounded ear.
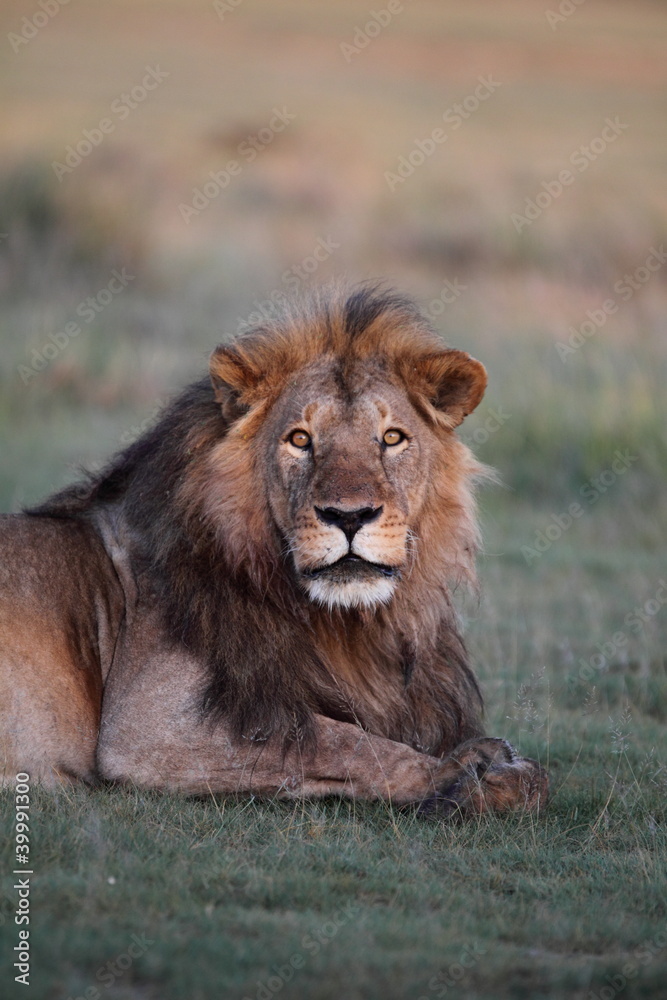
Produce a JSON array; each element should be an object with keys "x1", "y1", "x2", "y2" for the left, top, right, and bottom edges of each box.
[
  {"x1": 400, "y1": 349, "x2": 487, "y2": 428},
  {"x1": 209, "y1": 345, "x2": 261, "y2": 422}
]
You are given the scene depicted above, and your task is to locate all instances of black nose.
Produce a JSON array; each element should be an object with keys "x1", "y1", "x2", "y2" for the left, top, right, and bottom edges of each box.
[{"x1": 315, "y1": 505, "x2": 383, "y2": 541}]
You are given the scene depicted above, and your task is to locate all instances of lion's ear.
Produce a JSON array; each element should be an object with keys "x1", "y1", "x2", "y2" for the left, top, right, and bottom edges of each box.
[
  {"x1": 209, "y1": 345, "x2": 262, "y2": 421},
  {"x1": 403, "y1": 350, "x2": 487, "y2": 428}
]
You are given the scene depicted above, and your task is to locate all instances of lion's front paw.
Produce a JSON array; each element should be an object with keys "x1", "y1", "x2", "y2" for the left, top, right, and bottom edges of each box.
[{"x1": 419, "y1": 737, "x2": 548, "y2": 817}]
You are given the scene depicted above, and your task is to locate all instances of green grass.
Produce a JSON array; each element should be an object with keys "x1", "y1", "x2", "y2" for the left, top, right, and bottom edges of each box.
[{"x1": 0, "y1": 735, "x2": 665, "y2": 1000}]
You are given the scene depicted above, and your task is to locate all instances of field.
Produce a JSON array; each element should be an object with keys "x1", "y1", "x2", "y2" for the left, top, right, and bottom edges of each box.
[{"x1": 0, "y1": 1, "x2": 666, "y2": 998}]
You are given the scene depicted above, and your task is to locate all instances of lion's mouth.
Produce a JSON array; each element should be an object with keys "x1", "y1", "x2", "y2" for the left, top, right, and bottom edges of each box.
[{"x1": 302, "y1": 554, "x2": 398, "y2": 580}]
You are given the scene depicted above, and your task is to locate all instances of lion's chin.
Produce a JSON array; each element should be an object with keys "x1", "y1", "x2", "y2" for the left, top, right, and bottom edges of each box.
[
  {"x1": 304, "y1": 575, "x2": 398, "y2": 610},
  {"x1": 301, "y1": 557, "x2": 399, "y2": 610}
]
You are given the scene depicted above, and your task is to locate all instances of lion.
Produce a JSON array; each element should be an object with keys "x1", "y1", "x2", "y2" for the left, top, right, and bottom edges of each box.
[{"x1": 0, "y1": 286, "x2": 547, "y2": 814}]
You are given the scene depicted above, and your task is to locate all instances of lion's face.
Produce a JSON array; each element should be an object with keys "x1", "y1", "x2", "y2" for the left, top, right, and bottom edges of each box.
[
  {"x1": 261, "y1": 358, "x2": 431, "y2": 609},
  {"x1": 208, "y1": 294, "x2": 487, "y2": 611}
]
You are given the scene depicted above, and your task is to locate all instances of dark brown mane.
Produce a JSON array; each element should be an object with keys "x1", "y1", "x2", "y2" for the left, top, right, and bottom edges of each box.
[{"x1": 28, "y1": 285, "x2": 486, "y2": 752}]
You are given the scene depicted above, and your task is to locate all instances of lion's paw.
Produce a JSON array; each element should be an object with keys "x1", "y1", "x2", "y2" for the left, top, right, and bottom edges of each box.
[{"x1": 418, "y1": 738, "x2": 548, "y2": 818}]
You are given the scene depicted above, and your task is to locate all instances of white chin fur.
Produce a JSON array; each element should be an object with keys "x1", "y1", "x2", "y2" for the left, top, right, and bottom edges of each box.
[{"x1": 304, "y1": 576, "x2": 397, "y2": 611}]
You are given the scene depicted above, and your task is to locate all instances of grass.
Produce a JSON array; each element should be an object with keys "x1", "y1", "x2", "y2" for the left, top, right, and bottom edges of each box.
[
  {"x1": 0, "y1": 742, "x2": 665, "y2": 999},
  {"x1": 1, "y1": 0, "x2": 667, "y2": 997}
]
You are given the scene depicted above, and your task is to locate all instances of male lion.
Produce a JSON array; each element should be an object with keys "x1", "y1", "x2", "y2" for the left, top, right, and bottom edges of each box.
[{"x1": 0, "y1": 286, "x2": 547, "y2": 814}]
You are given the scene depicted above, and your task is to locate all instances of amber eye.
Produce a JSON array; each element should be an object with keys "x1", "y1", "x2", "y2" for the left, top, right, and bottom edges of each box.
[
  {"x1": 289, "y1": 429, "x2": 311, "y2": 449},
  {"x1": 383, "y1": 429, "x2": 405, "y2": 447}
]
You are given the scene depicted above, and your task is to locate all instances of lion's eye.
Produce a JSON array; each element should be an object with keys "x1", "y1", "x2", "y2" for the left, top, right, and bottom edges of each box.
[
  {"x1": 289, "y1": 430, "x2": 312, "y2": 449},
  {"x1": 383, "y1": 429, "x2": 405, "y2": 447}
]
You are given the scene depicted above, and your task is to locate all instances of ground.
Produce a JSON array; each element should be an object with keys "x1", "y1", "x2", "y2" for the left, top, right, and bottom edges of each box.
[{"x1": 0, "y1": 1, "x2": 666, "y2": 997}]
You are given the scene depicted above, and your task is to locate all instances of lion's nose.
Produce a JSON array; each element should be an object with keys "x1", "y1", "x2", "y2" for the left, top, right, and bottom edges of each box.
[{"x1": 315, "y1": 505, "x2": 383, "y2": 542}]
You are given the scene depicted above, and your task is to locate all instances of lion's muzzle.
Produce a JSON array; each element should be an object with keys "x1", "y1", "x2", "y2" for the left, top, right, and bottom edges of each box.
[
  {"x1": 299, "y1": 503, "x2": 404, "y2": 608},
  {"x1": 314, "y1": 503, "x2": 383, "y2": 541}
]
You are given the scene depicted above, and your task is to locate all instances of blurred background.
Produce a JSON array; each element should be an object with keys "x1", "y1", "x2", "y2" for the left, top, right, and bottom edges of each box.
[{"x1": 0, "y1": 0, "x2": 665, "y2": 712}]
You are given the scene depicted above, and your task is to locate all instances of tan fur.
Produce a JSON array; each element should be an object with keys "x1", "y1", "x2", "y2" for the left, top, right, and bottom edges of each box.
[
  {"x1": 0, "y1": 516, "x2": 122, "y2": 784},
  {"x1": 0, "y1": 287, "x2": 547, "y2": 814}
]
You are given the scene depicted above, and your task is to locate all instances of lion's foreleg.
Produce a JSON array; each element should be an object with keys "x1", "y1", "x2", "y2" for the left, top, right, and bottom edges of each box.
[
  {"x1": 97, "y1": 631, "x2": 547, "y2": 810},
  {"x1": 98, "y1": 706, "x2": 465, "y2": 803}
]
